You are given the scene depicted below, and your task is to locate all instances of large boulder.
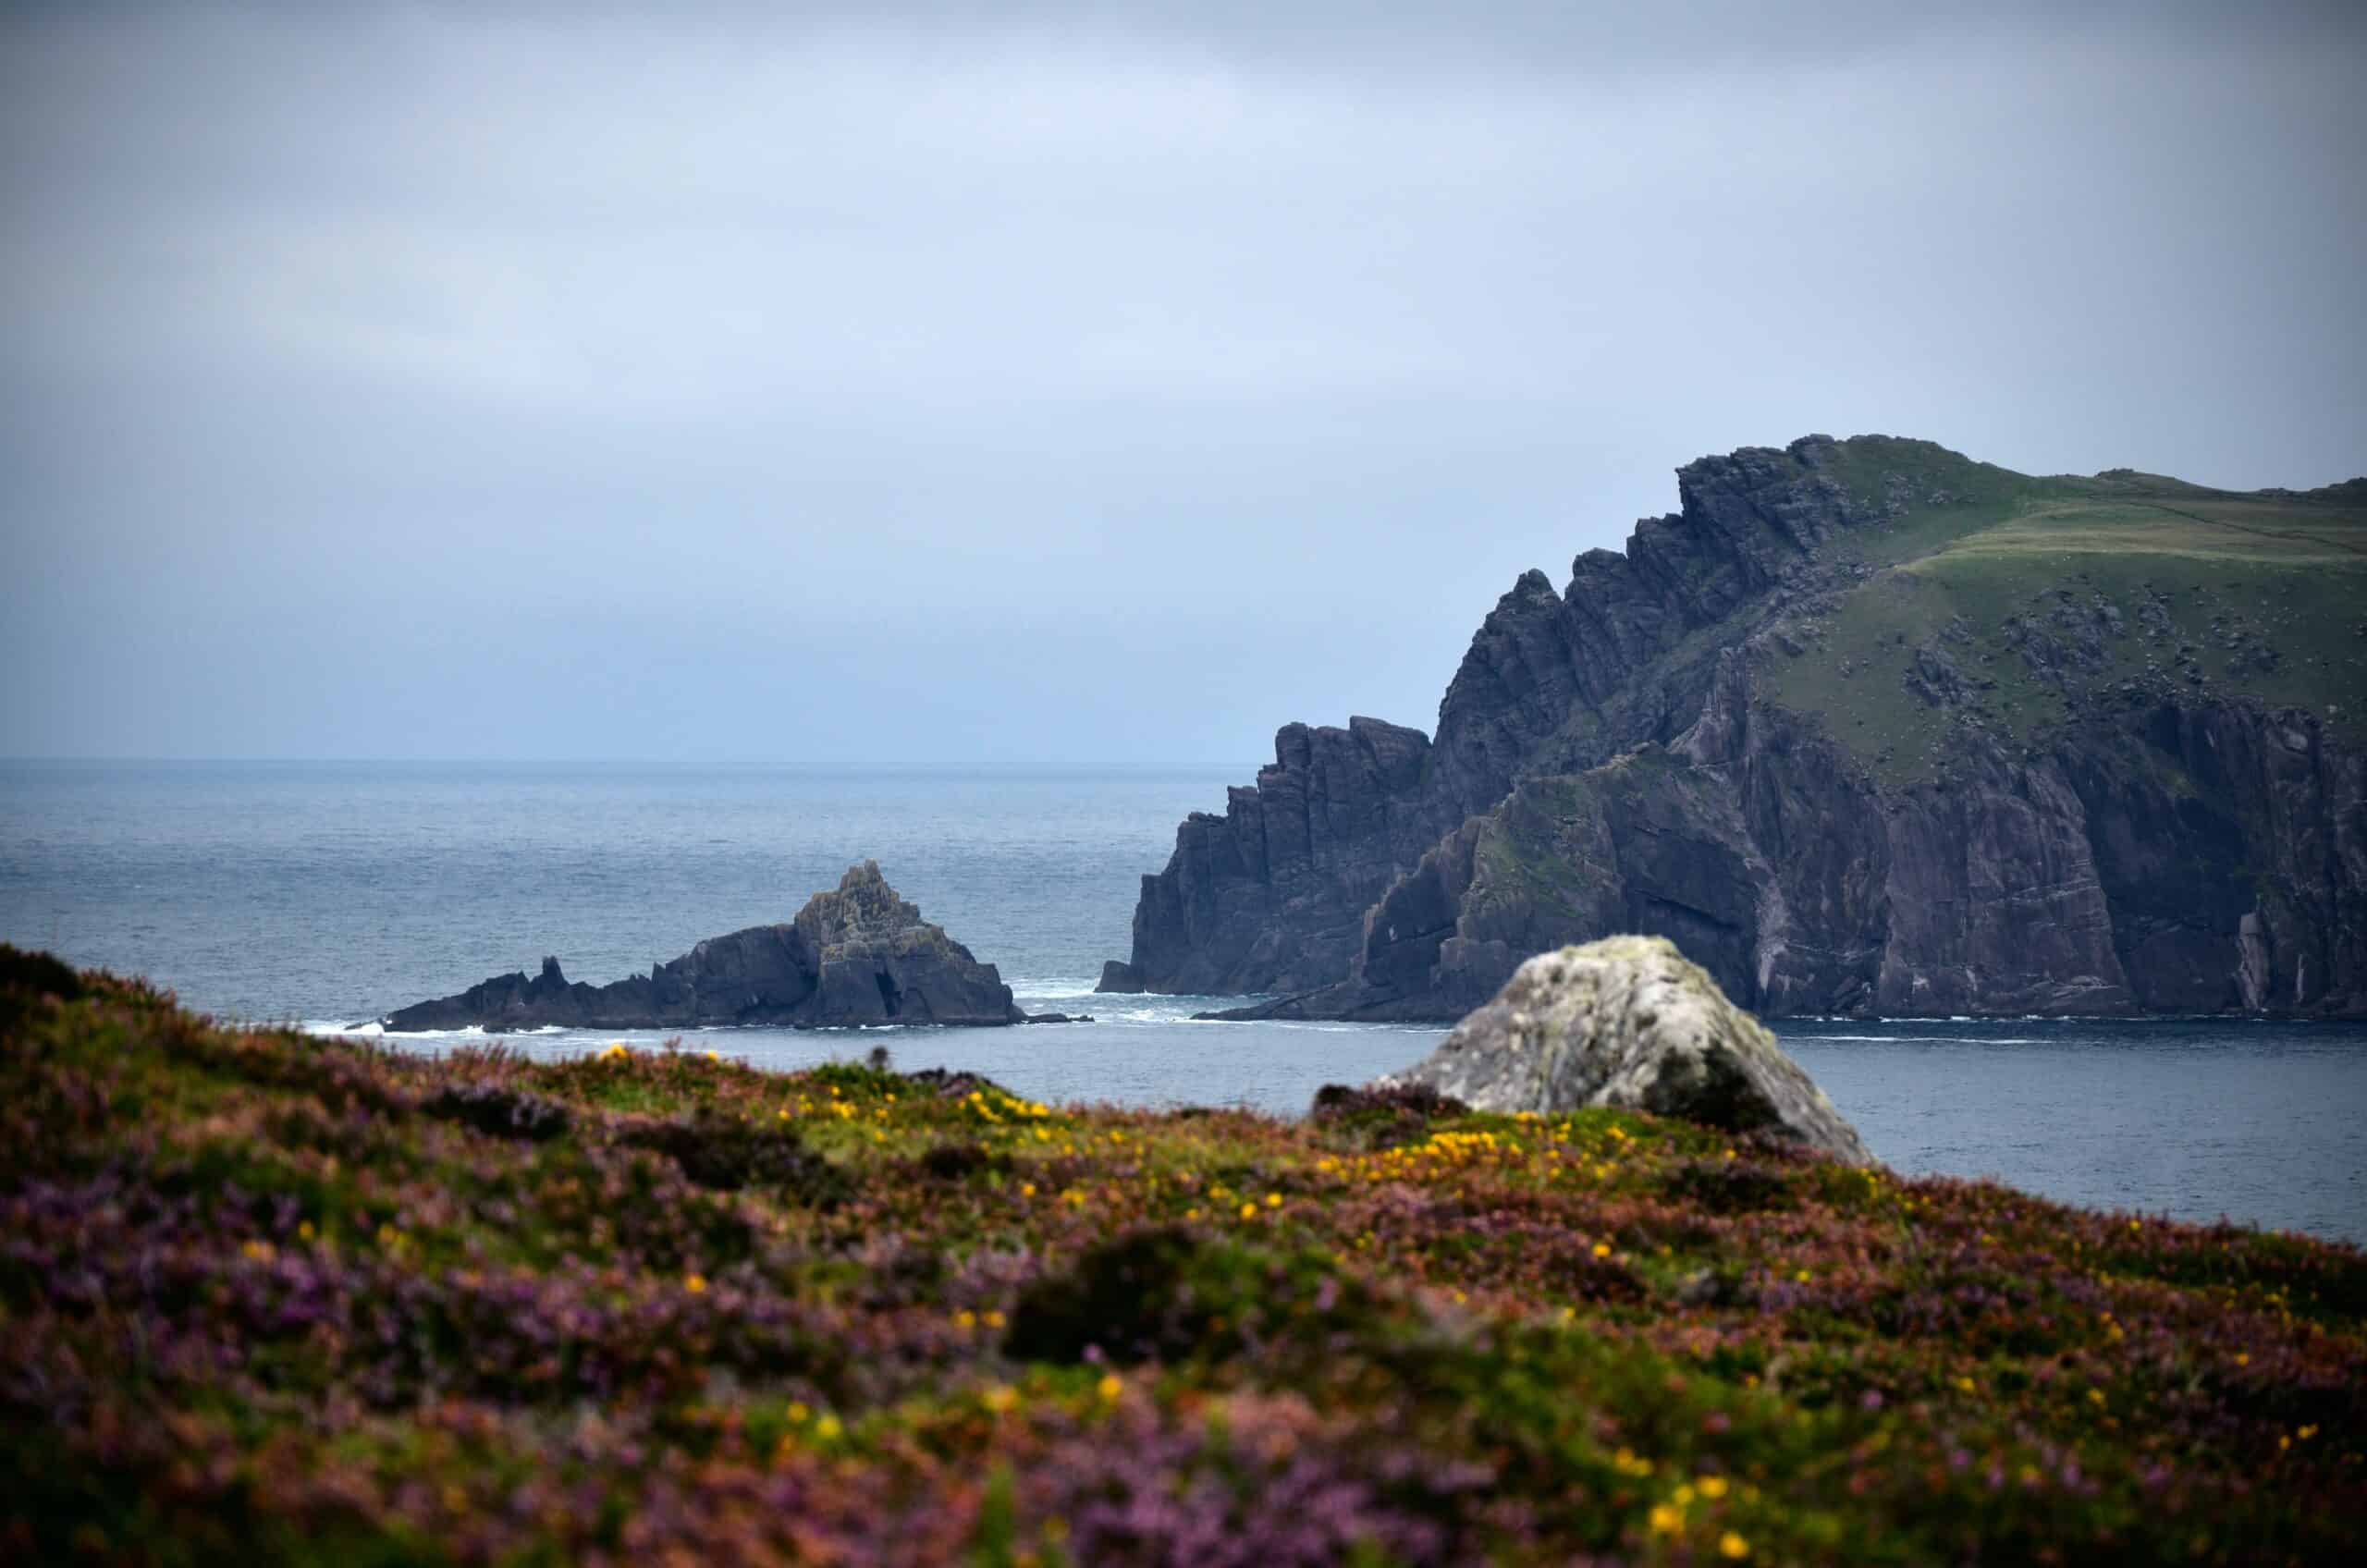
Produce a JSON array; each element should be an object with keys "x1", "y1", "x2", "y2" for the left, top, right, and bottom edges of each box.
[{"x1": 1373, "y1": 935, "x2": 1872, "y2": 1162}]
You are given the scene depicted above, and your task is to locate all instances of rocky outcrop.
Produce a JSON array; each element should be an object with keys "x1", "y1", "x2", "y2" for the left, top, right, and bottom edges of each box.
[
  {"x1": 1129, "y1": 435, "x2": 2367, "y2": 1019},
  {"x1": 1370, "y1": 936, "x2": 1872, "y2": 1162},
  {"x1": 1110, "y1": 717, "x2": 1436, "y2": 994},
  {"x1": 1120, "y1": 438, "x2": 1904, "y2": 998},
  {"x1": 384, "y1": 862, "x2": 1029, "y2": 1031},
  {"x1": 1095, "y1": 960, "x2": 1145, "y2": 994}
]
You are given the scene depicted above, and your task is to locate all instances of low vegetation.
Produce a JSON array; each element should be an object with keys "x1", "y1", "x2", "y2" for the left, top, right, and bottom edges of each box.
[
  {"x1": 5, "y1": 949, "x2": 2362, "y2": 1563},
  {"x1": 1763, "y1": 452, "x2": 2367, "y2": 787}
]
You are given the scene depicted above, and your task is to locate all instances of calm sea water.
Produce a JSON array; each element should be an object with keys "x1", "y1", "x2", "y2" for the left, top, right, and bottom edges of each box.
[{"x1": 5, "y1": 761, "x2": 2363, "y2": 1243}]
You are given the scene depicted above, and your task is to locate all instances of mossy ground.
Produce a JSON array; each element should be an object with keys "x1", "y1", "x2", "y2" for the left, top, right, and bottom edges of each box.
[
  {"x1": 1764, "y1": 458, "x2": 2366, "y2": 788},
  {"x1": 5, "y1": 952, "x2": 2363, "y2": 1564}
]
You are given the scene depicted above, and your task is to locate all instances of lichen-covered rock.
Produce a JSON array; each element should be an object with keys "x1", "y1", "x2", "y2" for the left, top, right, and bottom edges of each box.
[
  {"x1": 381, "y1": 862, "x2": 1024, "y2": 1031},
  {"x1": 1378, "y1": 935, "x2": 1873, "y2": 1162}
]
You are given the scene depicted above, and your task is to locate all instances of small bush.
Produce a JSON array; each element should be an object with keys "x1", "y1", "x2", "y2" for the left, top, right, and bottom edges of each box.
[
  {"x1": 918, "y1": 1140, "x2": 1000, "y2": 1181},
  {"x1": 619, "y1": 1110, "x2": 851, "y2": 1205},
  {"x1": 1005, "y1": 1226, "x2": 1387, "y2": 1366},
  {"x1": 1665, "y1": 1157, "x2": 1798, "y2": 1215},
  {"x1": 0, "y1": 945, "x2": 82, "y2": 1002},
  {"x1": 423, "y1": 1082, "x2": 573, "y2": 1142},
  {"x1": 1309, "y1": 1080, "x2": 1469, "y2": 1149}
]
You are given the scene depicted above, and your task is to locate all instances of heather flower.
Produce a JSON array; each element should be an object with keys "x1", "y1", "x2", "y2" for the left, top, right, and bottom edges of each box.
[{"x1": 1, "y1": 960, "x2": 2359, "y2": 1566}]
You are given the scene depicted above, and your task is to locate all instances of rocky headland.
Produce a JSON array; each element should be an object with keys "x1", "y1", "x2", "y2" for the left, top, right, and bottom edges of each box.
[
  {"x1": 1107, "y1": 435, "x2": 2366, "y2": 1019},
  {"x1": 383, "y1": 861, "x2": 1054, "y2": 1031}
]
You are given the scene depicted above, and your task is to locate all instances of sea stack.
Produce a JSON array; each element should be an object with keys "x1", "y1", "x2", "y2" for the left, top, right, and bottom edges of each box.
[{"x1": 382, "y1": 862, "x2": 1031, "y2": 1031}]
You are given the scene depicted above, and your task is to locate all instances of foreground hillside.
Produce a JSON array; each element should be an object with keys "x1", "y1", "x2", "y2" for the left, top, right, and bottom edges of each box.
[
  {"x1": 1109, "y1": 436, "x2": 2365, "y2": 1020},
  {"x1": 6, "y1": 951, "x2": 2362, "y2": 1564}
]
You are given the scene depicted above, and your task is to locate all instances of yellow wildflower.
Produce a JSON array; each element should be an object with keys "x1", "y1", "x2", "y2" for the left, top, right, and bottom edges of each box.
[
  {"x1": 1720, "y1": 1531, "x2": 1749, "y2": 1559},
  {"x1": 1698, "y1": 1476, "x2": 1729, "y2": 1499},
  {"x1": 1096, "y1": 1372, "x2": 1122, "y2": 1403},
  {"x1": 683, "y1": 1272, "x2": 706, "y2": 1293}
]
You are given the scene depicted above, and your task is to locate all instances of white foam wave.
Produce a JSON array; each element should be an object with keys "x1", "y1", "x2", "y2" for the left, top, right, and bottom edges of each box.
[{"x1": 300, "y1": 1019, "x2": 384, "y2": 1039}]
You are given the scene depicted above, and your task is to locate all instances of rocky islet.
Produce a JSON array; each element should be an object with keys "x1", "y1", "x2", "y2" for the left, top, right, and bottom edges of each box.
[{"x1": 381, "y1": 861, "x2": 1071, "y2": 1031}]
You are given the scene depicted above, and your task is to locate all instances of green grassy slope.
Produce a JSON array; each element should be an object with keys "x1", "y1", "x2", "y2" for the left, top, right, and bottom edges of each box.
[
  {"x1": 6, "y1": 951, "x2": 2363, "y2": 1564},
  {"x1": 1762, "y1": 450, "x2": 2366, "y2": 787}
]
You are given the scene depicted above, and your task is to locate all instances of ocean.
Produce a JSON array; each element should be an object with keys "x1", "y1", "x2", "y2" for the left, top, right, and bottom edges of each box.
[{"x1": 5, "y1": 759, "x2": 2362, "y2": 1243}]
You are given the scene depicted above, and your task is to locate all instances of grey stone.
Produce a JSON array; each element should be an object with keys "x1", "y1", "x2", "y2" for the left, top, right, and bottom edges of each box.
[{"x1": 1377, "y1": 936, "x2": 1872, "y2": 1162}]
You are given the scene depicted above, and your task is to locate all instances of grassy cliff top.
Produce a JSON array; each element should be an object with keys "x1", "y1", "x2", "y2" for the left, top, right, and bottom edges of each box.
[
  {"x1": 5, "y1": 949, "x2": 2362, "y2": 1564},
  {"x1": 1762, "y1": 447, "x2": 2367, "y2": 786}
]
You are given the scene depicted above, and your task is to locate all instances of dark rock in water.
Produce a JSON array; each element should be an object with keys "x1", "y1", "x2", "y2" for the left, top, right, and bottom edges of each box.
[
  {"x1": 1022, "y1": 1011, "x2": 1093, "y2": 1024},
  {"x1": 1094, "y1": 960, "x2": 1146, "y2": 994},
  {"x1": 1374, "y1": 935, "x2": 1873, "y2": 1162},
  {"x1": 382, "y1": 862, "x2": 1025, "y2": 1032}
]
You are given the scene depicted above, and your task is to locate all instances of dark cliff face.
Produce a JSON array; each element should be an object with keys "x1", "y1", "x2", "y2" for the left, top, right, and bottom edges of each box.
[
  {"x1": 1123, "y1": 435, "x2": 2367, "y2": 1019},
  {"x1": 1121, "y1": 717, "x2": 1433, "y2": 994},
  {"x1": 1117, "y1": 435, "x2": 1908, "y2": 1000},
  {"x1": 2057, "y1": 704, "x2": 2366, "y2": 1013},
  {"x1": 385, "y1": 861, "x2": 1025, "y2": 1031}
]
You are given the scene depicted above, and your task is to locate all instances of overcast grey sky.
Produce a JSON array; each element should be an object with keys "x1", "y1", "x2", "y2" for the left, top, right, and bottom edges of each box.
[{"x1": 4, "y1": 1, "x2": 2361, "y2": 765}]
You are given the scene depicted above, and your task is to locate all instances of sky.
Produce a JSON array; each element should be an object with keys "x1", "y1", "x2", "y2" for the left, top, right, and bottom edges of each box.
[{"x1": 3, "y1": 1, "x2": 2361, "y2": 766}]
